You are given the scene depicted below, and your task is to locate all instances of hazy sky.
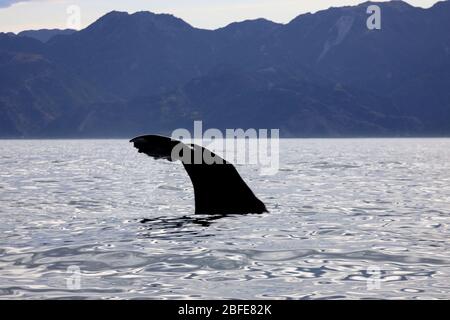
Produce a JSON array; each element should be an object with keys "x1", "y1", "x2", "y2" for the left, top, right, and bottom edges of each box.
[{"x1": 0, "y1": 0, "x2": 442, "y2": 33}]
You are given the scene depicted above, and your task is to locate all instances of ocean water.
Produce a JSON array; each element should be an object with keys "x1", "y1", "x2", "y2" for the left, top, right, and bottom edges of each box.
[{"x1": 0, "y1": 139, "x2": 449, "y2": 299}]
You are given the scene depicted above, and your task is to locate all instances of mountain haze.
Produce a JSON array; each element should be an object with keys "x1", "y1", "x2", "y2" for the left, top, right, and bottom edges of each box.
[
  {"x1": 18, "y1": 29, "x2": 76, "y2": 43},
  {"x1": 1, "y1": 1, "x2": 449, "y2": 137}
]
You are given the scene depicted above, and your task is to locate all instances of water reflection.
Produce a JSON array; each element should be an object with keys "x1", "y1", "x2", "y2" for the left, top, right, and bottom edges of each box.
[
  {"x1": 140, "y1": 214, "x2": 226, "y2": 228},
  {"x1": 1, "y1": 139, "x2": 450, "y2": 299},
  {"x1": 138, "y1": 215, "x2": 235, "y2": 240}
]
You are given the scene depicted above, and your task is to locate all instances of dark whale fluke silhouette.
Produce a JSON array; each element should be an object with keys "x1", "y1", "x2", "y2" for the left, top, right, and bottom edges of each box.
[{"x1": 130, "y1": 135, "x2": 268, "y2": 215}]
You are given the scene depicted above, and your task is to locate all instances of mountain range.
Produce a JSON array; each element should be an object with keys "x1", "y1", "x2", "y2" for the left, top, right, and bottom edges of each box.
[
  {"x1": 18, "y1": 29, "x2": 76, "y2": 43},
  {"x1": 1, "y1": 0, "x2": 449, "y2": 137}
]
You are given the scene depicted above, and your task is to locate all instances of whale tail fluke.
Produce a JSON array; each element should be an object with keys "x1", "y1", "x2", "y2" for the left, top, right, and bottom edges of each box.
[{"x1": 130, "y1": 135, "x2": 268, "y2": 215}]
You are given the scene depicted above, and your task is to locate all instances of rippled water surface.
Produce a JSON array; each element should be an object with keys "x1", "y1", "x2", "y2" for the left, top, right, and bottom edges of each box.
[{"x1": 0, "y1": 139, "x2": 449, "y2": 299}]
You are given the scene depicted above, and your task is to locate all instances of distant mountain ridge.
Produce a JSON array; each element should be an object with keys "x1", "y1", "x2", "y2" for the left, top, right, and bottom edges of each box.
[
  {"x1": 18, "y1": 29, "x2": 76, "y2": 42},
  {"x1": 1, "y1": 1, "x2": 450, "y2": 137}
]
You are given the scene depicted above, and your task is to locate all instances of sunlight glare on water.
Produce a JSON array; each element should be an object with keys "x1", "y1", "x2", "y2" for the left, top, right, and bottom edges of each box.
[{"x1": 0, "y1": 139, "x2": 449, "y2": 299}]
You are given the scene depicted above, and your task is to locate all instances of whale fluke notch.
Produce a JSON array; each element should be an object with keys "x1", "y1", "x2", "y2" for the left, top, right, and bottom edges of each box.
[{"x1": 130, "y1": 135, "x2": 268, "y2": 215}]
